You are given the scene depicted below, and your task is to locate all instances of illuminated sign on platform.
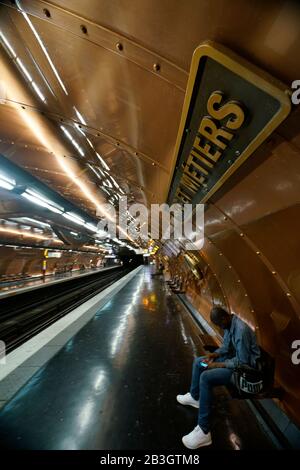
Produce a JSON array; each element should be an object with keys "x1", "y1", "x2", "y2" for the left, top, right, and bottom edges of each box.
[{"x1": 168, "y1": 41, "x2": 291, "y2": 205}]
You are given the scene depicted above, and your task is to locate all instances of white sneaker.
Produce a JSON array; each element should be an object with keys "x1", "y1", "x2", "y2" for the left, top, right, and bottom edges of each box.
[
  {"x1": 182, "y1": 425, "x2": 212, "y2": 449},
  {"x1": 176, "y1": 392, "x2": 199, "y2": 409}
]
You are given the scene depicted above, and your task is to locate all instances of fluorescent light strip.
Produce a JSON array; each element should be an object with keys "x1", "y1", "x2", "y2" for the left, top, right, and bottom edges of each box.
[
  {"x1": 96, "y1": 153, "x2": 110, "y2": 171},
  {"x1": 84, "y1": 223, "x2": 98, "y2": 232},
  {"x1": 74, "y1": 107, "x2": 87, "y2": 125},
  {"x1": 22, "y1": 192, "x2": 63, "y2": 214},
  {"x1": 103, "y1": 179, "x2": 113, "y2": 188},
  {"x1": 87, "y1": 164, "x2": 102, "y2": 180},
  {"x1": 16, "y1": 0, "x2": 68, "y2": 95},
  {"x1": 23, "y1": 217, "x2": 51, "y2": 228},
  {"x1": 110, "y1": 176, "x2": 119, "y2": 189},
  {"x1": 31, "y1": 81, "x2": 46, "y2": 102},
  {"x1": 102, "y1": 187, "x2": 110, "y2": 195},
  {"x1": 0, "y1": 226, "x2": 61, "y2": 242},
  {"x1": 0, "y1": 173, "x2": 15, "y2": 190},
  {"x1": 0, "y1": 31, "x2": 17, "y2": 58},
  {"x1": 0, "y1": 179, "x2": 14, "y2": 190},
  {"x1": 75, "y1": 122, "x2": 86, "y2": 137},
  {"x1": 86, "y1": 138, "x2": 94, "y2": 149},
  {"x1": 61, "y1": 125, "x2": 85, "y2": 157},
  {"x1": 54, "y1": 153, "x2": 135, "y2": 242},
  {"x1": 63, "y1": 212, "x2": 85, "y2": 226},
  {"x1": 25, "y1": 189, "x2": 64, "y2": 211},
  {"x1": 16, "y1": 57, "x2": 32, "y2": 81}
]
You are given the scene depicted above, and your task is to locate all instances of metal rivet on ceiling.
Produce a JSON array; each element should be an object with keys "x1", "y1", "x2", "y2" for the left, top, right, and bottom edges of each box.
[
  {"x1": 286, "y1": 292, "x2": 291, "y2": 297},
  {"x1": 256, "y1": 251, "x2": 261, "y2": 255},
  {"x1": 272, "y1": 271, "x2": 277, "y2": 275},
  {"x1": 116, "y1": 42, "x2": 123, "y2": 51},
  {"x1": 80, "y1": 24, "x2": 88, "y2": 34},
  {"x1": 237, "y1": 279, "x2": 241, "y2": 283},
  {"x1": 153, "y1": 63, "x2": 161, "y2": 72},
  {"x1": 224, "y1": 216, "x2": 227, "y2": 220},
  {"x1": 240, "y1": 233, "x2": 244, "y2": 237},
  {"x1": 43, "y1": 8, "x2": 51, "y2": 18}
]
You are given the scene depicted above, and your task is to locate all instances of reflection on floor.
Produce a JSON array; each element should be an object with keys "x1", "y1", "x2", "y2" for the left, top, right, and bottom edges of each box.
[{"x1": 0, "y1": 267, "x2": 274, "y2": 450}]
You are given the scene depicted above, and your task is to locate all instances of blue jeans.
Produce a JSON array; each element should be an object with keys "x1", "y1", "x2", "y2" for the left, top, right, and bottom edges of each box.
[{"x1": 190, "y1": 356, "x2": 233, "y2": 434}]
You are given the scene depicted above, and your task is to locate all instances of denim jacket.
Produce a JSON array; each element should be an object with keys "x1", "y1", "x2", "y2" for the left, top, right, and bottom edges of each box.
[{"x1": 215, "y1": 315, "x2": 260, "y2": 369}]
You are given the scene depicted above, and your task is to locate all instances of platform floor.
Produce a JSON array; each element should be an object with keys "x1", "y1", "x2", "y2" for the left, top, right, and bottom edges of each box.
[{"x1": 0, "y1": 267, "x2": 274, "y2": 450}]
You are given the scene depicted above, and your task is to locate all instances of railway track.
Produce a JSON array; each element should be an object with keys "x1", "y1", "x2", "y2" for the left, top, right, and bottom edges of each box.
[{"x1": 0, "y1": 266, "x2": 131, "y2": 353}]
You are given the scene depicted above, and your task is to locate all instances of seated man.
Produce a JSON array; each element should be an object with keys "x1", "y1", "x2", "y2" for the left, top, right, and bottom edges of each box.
[{"x1": 177, "y1": 306, "x2": 260, "y2": 449}]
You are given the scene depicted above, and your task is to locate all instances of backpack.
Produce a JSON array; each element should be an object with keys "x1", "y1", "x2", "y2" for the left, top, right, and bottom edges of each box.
[{"x1": 231, "y1": 347, "x2": 275, "y2": 398}]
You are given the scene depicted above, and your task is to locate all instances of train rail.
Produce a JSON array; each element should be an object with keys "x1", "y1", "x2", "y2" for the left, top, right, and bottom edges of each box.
[{"x1": 0, "y1": 266, "x2": 132, "y2": 353}]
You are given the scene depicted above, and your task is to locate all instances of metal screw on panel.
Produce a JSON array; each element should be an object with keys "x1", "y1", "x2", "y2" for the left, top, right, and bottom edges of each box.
[
  {"x1": 43, "y1": 8, "x2": 51, "y2": 18},
  {"x1": 240, "y1": 233, "x2": 244, "y2": 237},
  {"x1": 272, "y1": 271, "x2": 277, "y2": 275},
  {"x1": 228, "y1": 160, "x2": 232, "y2": 165},
  {"x1": 286, "y1": 292, "x2": 291, "y2": 297},
  {"x1": 80, "y1": 24, "x2": 88, "y2": 35},
  {"x1": 153, "y1": 63, "x2": 161, "y2": 72},
  {"x1": 235, "y1": 150, "x2": 240, "y2": 157},
  {"x1": 116, "y1": 42, "x2": 123, "y2": 51}
]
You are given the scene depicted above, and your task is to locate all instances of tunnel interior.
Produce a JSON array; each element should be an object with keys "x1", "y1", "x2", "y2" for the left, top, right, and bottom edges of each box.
[{"x1": 0, "y1": 0, "x2": 299, "y2": 438}]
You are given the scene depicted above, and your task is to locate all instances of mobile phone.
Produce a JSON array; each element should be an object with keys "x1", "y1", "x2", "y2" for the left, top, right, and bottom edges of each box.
[{"x1": 200, "y1": 361, "x2": 208, "y2": 368}]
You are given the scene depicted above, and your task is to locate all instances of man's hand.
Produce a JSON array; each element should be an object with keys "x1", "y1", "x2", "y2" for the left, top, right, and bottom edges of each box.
[
  {"x1": 201, "y1": 352, "x2": 219, "y2": 364},
  {"x1": 207, "y1": 362, "x2": 226, "y2": 369}
]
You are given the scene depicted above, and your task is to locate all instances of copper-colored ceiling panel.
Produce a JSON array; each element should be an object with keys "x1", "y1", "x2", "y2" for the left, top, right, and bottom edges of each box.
[
  {"x1": 8, "y1": 11, "x2": 184, "y2": 169},
  {"x1": 47, "y1": 0, "x2": 300, "y2": 82}
]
